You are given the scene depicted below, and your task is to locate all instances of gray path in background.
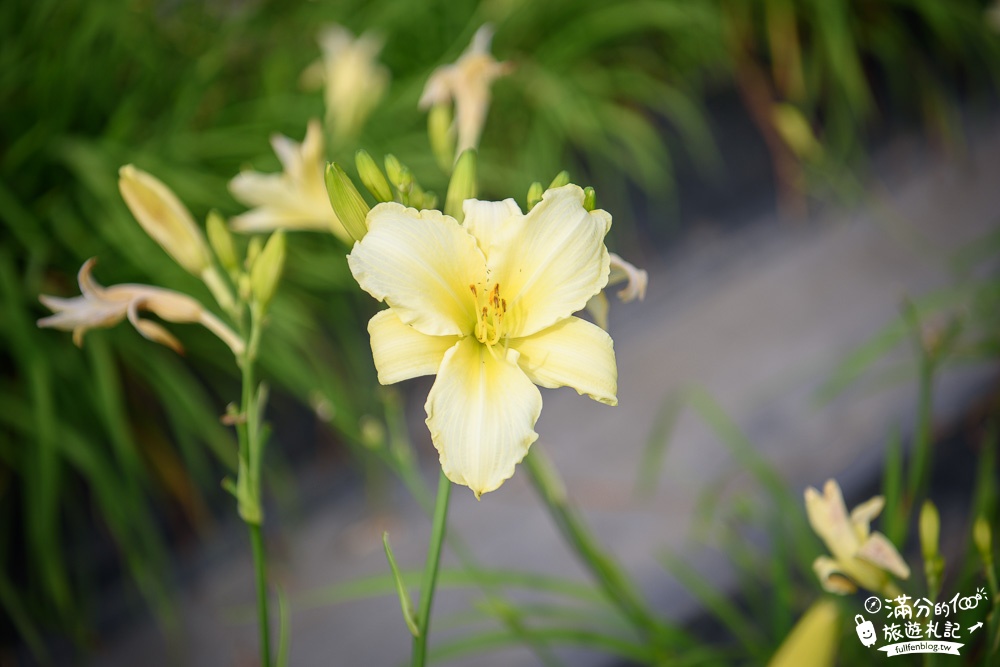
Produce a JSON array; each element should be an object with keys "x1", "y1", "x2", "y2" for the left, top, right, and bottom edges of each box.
[{"x1": 92, "y1": 125, "x2": 1000, "y2": 667}]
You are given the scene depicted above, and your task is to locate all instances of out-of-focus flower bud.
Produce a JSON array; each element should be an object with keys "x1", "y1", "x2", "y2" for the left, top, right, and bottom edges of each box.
[
  {"x1": 325, "y1": 162, "x2": 371, "y2": 243},
  {"x1": 526, "y1": 181, "x2": 543, "y2": 211},
  {"x1": 118, "y1": 165, "x2": 212, "y2": 275},
  {"x1": 444, "y1": 149, "x2": 477, "y2": 221},
  {"x1": 356, "y1": 150, "x2": 393, "y2": 203},
  {"x1": 250, "y1": 231, "x2": 286, "y2": 310}
]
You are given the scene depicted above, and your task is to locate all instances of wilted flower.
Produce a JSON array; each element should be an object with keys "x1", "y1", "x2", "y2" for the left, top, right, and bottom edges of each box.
[
  {"x1": 38, "y1": 258, "x2": 244, "y2": 357},
  {"x1": 301, "y1": 24, "x2": 389, "y2": 142},
  {"x1": 805, "y1": 479, "x2": 910, "y2": 595},
  {"x1": 586, "y1": 253, "x2": 648, "y2": 330},
  {"x1": 349, "y1": 185, "x2": 617, "y2": 497},
  {"x1": 419, "y1": 25, "x2": 512, "y2": 161},
  {"x1": 229, "y1": 120, "x2": 350, "y2": 242}
]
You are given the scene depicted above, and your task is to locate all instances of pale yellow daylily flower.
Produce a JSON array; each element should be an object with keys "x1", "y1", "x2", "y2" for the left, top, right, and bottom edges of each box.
[
  {"x1": 419, "y1": 25, "x2": 512, "y2": 160},
  {"x1": 301, "y1": 24, "x2": 389, "y2": 142},
  {"x1": 348, "y1": 185, "x2": 618, "y2": 497},
  {"x1": 38, "y1": 258, "x2": 244, "y2": 357},
  {"x1": 229, "y1": 120, "x2": 349, "y2": 242},
  {"x1": 805, "y1": 479, "x2": 910, "y2": 595}
]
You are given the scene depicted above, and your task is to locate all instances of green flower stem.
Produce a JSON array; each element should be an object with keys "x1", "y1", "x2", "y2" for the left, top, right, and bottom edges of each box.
[
  {"x1": 523, "y1": 449, "x2": 658, "y2": 636},
  {"x1": 249, "y1": 523, "x2": 271, "y2": 667},
  {"x1": 412, "y1": 469, "x2": 452, "y2": 667},
  {"x1": 237, "y1": 309, "x2": 271, "y2": 667}
]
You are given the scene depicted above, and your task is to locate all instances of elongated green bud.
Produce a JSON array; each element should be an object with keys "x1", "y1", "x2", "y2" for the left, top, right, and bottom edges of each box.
[
  {"x1": 526, "y1": 182, "x2": 543, "y2": 211},
  {"x1": 583, "y1": 186, "x2": 597, "y2": 212},
  {"x1": 920, "y1": 501, "x2": 940, "y2": 561},
  {"x1": 207, "y1": 210, "x2": 238, "y2": 273},
  {"x1": 445, "y1": 149, "x2": 477, "y2": 222},
  {"x1": 974, "y1": 515, "x2": 993, "y2": 563},
  {"x1": 325, "y1": 163, "x2": 370, "y2": 243},
  {"x1": 384, "y1": 154, "x2": 404, "y2": 189},
  {"x1": 920, "y1": 500, "x2": 944, "y2": 597},
  {"x1": 428, "y1": 103, "x2": 456, "y2": 173},
  {"x1": 250, "y1": 230, "x2": 285, "y2": 310},
  {"x1": 397, "y1": 166, "x2": 414, "y2": 196},
  {"x1": 548, "y1": 170, "x2": 570, "y2": 189},
  {"x1": 355, "y1": 150, "x2": 393, "y2": 203},
  {"x1": 245, "y1": 236, "x2": 263, "y2": 270}
]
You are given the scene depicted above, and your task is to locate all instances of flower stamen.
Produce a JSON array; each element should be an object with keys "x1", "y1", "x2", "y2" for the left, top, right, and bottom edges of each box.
[{"x1": 473, "y1": 282, "x2": 506, "y2": 347}]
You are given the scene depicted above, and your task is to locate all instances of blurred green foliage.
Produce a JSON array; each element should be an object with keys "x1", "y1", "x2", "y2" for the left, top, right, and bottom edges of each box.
[{"x1": 1, "y1": 0, "x2": 999, "y2": 658}]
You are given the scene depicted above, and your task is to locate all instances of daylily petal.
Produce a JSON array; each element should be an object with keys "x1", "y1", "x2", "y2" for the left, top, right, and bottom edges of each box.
[
  {"x1": 462, "y1": 198, "x2": 522, "y2": 255},
  {"x1": 228, "y1": 121, "x2": 348, "y2": 242},
  {"x1": 512, "y1": 316, "x2": 617, "y2": 405},
  {"x1": 349, "y1": 203, "x2": 485, "y2": 336},
  {"x1": 228, "y1": 172, "x2": 296, "y2": 210},
  {"x1": 368, "y1": 309, "x2": 459, "y2": 384},
  {"x1": 805, "y1": 480, "x2": 860, "y2": 563},
  {"x1": 857, "y1": 532, "x2": 911, "y2": 580},
  {"x1": 812, "y1": 556, "x2": 857, "y2": 594},
  {"x1": 489, "y1": 185, "x2": 611, "y2": 337},
  {"x1": 127, "y1": 301, "x2": 184, "y2": 354},
  {"x1": 425, "y1": 337, "x2": 542, "y2": 497},
  {"x1": 850, "y1": 495, "x2": 885, "y2": 542},
  {"x1": 230, "y1": 207, "x2": 333, "y2": 233}
]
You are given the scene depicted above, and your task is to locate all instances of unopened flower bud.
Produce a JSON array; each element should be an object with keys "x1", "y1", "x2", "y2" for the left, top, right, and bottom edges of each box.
[
  {"x1": 583, "y1": 186, "x2": 596, "y2": 212},
  {"x1": 250, "y1": 231, "x2": 286, "y2": 310},
  {"x1": 119, "y1": 165, "x2": 212, "y2": 275},
  {"x1": 355, "y1": 150, "x2": 393, "y2": 203},
  {"x1": 325, "y1": 162, "x2": 370, "y2": 243},
  {"x1": 444, "y1": 149, "x2": 477, "y2": 222},
  {"x1": 384, "y1": 154, "x2": 404, "y2": 188},
  {"x1": 207, "y1": 210, "x2": 239, "y2": 274},
  {"x1": 526, "y1": 182, "x2": 543, "y2": 211},
  {"x1": 548, "y1": 170, "x2": 570, "y2": 189},
  {"x1": 428, "y1": 103, "x2": 456, "y2": 172},
  {"x1": 974, "y1": 515, "x2": 993, "y2": 563},
  {"x1": 919, "y1": 500, "x2": 940, "y2": 562}
]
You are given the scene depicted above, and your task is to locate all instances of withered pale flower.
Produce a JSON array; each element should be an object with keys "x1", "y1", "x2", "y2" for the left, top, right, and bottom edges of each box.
[
  {"x1": 419, "y1": 25, "x2": 513, "y2": 161},
  {"x1": 301, "y1": 24, "x2": 389, "y2": 142},
  {"x1": 229, "y1": 120, "x2": 350, "y2": 242},
  {"x1": 38, "y1": 258, "x2": 244, "y2": 357},
  {"x1": 585, "y1": 253, "x2": 648, "y2": 330},
  {"x1": 805, "y1": 479, "x2": 910, "y2": 595},
  {"x1": 349, "y1": 185, "x2": 618, "y2": 497}
]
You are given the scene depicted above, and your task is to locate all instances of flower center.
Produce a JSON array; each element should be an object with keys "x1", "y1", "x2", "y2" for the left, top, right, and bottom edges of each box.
[{"x1": 470, "y1": 282, "x2": 507, "y2": 347}]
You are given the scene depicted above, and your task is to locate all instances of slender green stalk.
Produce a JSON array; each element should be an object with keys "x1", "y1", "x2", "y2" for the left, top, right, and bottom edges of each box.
[
  {"x1": 250, "y1": 523, "x2": 271, "y2": 667},
  {"x1": 412, "y1": 470, "x2": 452, "y2": 667},
  {"x1": 237, "y1": 310, "x2": 271, "y2": 667}
]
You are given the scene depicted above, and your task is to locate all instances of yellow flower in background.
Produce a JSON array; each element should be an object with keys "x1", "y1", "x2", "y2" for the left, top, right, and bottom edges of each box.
[
  {"x1": 349, "y1": 185, "x2": 618, "y2": 497},
  {"x1": 301, "y1": 25, "x2": 389, "y2": 142},
  {"x1": 805, "y1": 479, "x2": 910, "y2": 595},
  {"x1": 419, "y1": 25, "x2": 512, "y2": 161},
  {"x1": 38, "y1": 258, "x2": 244, "y2": 357},
  {"x1": 229, "y1": 120, "x2": 349, "y2": 242}
]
